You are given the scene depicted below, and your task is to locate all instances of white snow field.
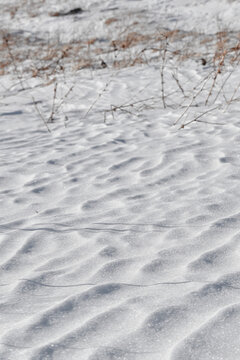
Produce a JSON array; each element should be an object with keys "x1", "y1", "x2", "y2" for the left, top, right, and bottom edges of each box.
[{"x1": 0, "y1": 0, "x2": 240, "y2": 359}]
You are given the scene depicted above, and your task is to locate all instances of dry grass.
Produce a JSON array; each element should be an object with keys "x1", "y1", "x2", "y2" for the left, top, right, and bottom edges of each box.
[
  {"x1": 1, "y1": 1, "x2": 239, "y2": 130},
  {"x1": 1, "y1": 15, "x2": 239, "y2": 78}
]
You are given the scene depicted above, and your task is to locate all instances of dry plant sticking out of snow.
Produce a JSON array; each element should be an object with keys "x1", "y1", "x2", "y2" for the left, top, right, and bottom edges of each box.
[{"x1": 0, "y1": 1, "x2": 240, "y2": 130}]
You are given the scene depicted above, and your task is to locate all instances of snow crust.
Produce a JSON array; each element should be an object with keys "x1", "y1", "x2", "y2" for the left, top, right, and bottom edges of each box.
[{"x1": 0, "y1": 0, "x2": 240, "y2": 359}]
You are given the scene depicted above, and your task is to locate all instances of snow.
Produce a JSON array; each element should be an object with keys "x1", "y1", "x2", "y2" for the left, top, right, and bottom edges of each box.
[{"x1": 0, "y1": 0, "x2": 240, "y2": 359}]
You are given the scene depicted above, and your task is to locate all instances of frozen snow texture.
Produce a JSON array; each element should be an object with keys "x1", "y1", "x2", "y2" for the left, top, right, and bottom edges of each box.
[{"x1": 0, "y1": 0, "x2": 240, "y2": 359}]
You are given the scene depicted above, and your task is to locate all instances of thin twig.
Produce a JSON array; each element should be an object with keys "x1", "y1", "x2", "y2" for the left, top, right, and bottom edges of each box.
[
  {"x1": 31, "y1": 95, "x2": 51, "y2": 133},
  {"x1": 4, "y1": 37, "x2": 25, "y2": 90},
  {"x1": 84, "y1": 81, "x2": 111, "y2": 118},
  {"x1": 48, "y1": 81, "x2": 58, "y2": 123},
  {"x1": 205, "y1": 51, "x2": 226, "y2": 105},
  {"x1": 180, "y1": 106, "x2": 220, "y2": 128},
  {"x1": 174, "y1": 72, "x2": 212, "y2": 126},
  {"x1": 172, "y1": 71, "x2": 185, "y2": 97},
  {"x1": 160, "y1": 38, "x2": 168, "y2": 109}
]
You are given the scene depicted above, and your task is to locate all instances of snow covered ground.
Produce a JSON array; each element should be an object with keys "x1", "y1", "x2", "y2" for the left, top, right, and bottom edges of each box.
[{"x1": 0, "y1": 0, "x2": 240, "y2": 359}]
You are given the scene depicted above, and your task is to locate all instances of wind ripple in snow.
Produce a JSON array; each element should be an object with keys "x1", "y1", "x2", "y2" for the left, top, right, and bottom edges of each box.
[{"x1": 1, "y1": 2, "x2": 240, "y2": 358}]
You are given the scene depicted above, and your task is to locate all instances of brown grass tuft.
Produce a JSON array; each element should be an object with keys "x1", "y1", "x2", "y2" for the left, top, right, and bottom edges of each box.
[{"x1": 105, "y1": 17, "x2": 118, "y2": 25}]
